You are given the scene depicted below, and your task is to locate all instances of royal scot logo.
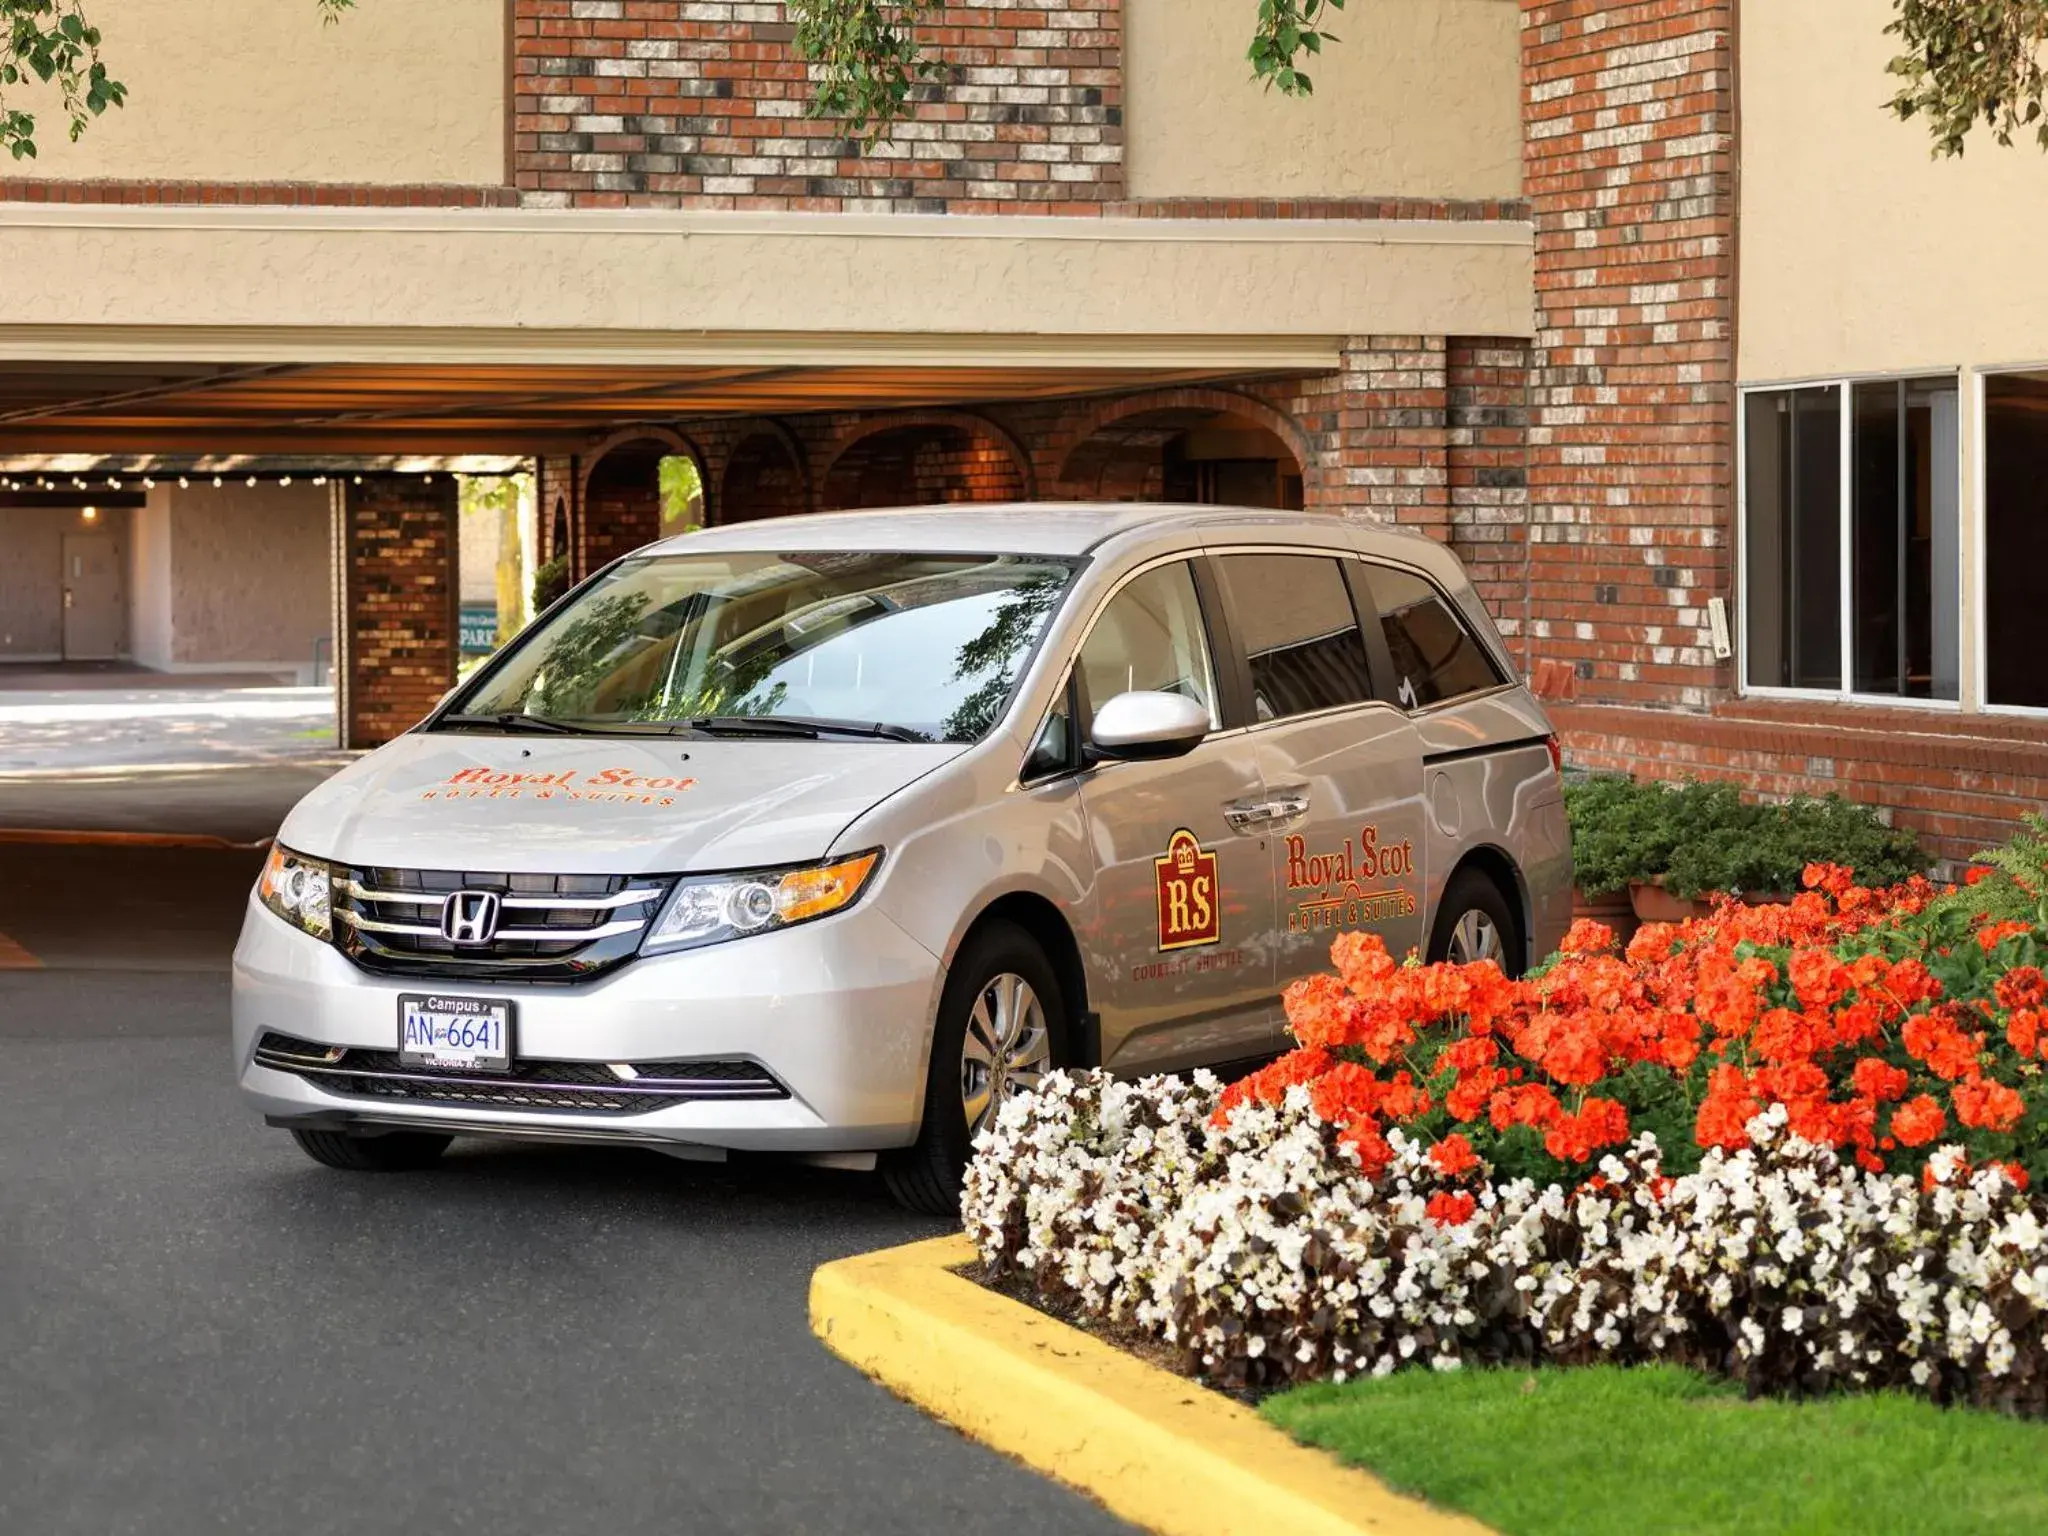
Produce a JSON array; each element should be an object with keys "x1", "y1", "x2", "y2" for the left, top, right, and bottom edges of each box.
[{"x1": 1154, "y1": 828, "x2": 1221, "y2": 951}]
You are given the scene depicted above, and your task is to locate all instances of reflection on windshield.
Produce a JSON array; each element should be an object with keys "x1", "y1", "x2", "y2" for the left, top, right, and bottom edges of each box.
[{"x1": 452, "y1": 552, "x2": 1077, "y2": 744}]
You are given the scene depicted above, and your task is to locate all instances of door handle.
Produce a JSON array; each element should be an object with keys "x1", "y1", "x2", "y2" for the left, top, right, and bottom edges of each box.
[
  {"x1": 1223, "y1": 801, "x2": 1269, "y2": 834},
  {"x1": 1223, "y1": 791, "x2": 1313, "y2": 834}
]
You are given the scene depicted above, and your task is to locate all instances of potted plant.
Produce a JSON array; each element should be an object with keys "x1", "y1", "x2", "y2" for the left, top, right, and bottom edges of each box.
[{"x1": 1563, "y1": 776, "x2": 1929, "y2": 925}]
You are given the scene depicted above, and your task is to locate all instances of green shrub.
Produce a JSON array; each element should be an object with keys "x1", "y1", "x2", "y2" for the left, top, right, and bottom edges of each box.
[
  {"x1": 1925, "y1": 812, "x2": 2048, "y2": 928},
  {"x1": 1563, "y1": 775, "x2": 1929, "y2": 898}
]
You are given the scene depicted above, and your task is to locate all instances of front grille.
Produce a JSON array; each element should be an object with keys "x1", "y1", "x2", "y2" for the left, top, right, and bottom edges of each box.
[
  {"x1": 255, "y1": 1032, "x2": 788, "y2": 1116},
  {"x1": 335, "y1": 866, "x2": 668, "y2": 982}
]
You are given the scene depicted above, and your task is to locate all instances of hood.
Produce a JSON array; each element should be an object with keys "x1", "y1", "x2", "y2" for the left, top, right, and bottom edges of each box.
[{"x1": 278, "y1": 732, "x2": 962, "y2": 875}]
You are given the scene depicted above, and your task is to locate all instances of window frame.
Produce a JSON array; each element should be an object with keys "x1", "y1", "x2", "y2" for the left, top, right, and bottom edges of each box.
[
  {"x1": 1737, "y1": 371, "x2": 1966, "y2": 713},
  {"x1": 1351, "y1": 556, "x2": 1514, "y2": 715},
  {"x1": 1020, "y1": 551, "x2": 1230, "y2": 785},
  {"x1": 1204, "y1": 546, "x2": 1386, "y2": 728},
  {"x1": 1970, "y1": 359, "x2": 2048, "y2": 720}
]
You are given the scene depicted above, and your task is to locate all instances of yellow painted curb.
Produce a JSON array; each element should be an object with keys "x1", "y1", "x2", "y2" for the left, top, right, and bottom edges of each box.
[{"x1": 809, "y1": 1234, "x2": 1491, "y2": 1536}]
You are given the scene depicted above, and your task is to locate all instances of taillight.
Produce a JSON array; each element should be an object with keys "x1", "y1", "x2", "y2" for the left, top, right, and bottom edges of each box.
[{"x1": 1545, "y1": 735, "x2": 1563, "y2": 775}]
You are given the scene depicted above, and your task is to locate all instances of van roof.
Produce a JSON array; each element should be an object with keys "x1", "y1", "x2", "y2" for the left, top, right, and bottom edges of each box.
[{"x1": 643, "y1": 502, "x2": 1451, "y2": 562}]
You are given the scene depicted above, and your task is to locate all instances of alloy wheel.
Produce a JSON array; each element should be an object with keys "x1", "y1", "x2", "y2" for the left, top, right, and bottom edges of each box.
[
  {"x1": 1446, "y1": 908, "x2": 1503, "y2": 966},
  {"x1": 959, "y1": 972, "x2": 1052, "y2": 1135}
]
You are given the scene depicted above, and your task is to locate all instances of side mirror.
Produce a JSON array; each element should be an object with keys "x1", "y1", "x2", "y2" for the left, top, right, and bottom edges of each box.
[{"x1": 1088, "y1": 690, "x2": 1211, "y2": 762}]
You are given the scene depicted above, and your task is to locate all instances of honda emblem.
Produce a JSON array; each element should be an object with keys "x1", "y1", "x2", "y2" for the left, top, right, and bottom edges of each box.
[{"x1": 440, "y1": 890, "x2": 502, "y2": 945}]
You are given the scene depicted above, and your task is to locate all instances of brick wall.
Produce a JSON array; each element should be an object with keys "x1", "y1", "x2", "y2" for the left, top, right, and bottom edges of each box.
[
  {"x1": 513, "y1": 0, "x2": 1123, "y2": 212},
  {"x1": 335, "y1": 474, "x2": 458, "y2": 749},
  {"x1": 1522, "y1": 0, "x2": 1735, "y2": 711},
  {"x1": 1450, "y1": 337, "x2": 1533, "y2": 669},
  {"x1": 1553, "y1": 700, "x2": 2048, "y2": 869}
]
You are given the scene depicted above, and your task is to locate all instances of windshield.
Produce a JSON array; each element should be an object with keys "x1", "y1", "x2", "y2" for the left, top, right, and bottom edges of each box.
[{"x1": 446, "y1": 551, "x2": 1078, "y2": 743}]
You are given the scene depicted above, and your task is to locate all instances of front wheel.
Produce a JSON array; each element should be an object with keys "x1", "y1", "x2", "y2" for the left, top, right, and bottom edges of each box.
[
  {"x1": 1427, "y1": 868, "x2": 1524, "y2": 978},
  {"x1": 290, "y1": 1128, "x2": 452, "y2": 1172},
  {"x1": 882, "y1": 922, "x2": 1063, "y2": 1216}
]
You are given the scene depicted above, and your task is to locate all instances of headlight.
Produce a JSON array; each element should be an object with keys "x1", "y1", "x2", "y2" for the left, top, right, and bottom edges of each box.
[
  {"x1": 258, "y1": 843, "x2": 332, "y2": 940},
  {"x1": 642, "y1": 850, "x2": 880, "y2": 955}
]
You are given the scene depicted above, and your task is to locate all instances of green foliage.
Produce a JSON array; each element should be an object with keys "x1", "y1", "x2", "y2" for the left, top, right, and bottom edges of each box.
[
  {"x1": 1888, "y1": 0, "x2": 2048, "y2": 155},
  {"x1": 658, "y1": 455, "x2": 703, "y2": 532},
  {"x1": 1925, "y1": 811, "x2": 2048, "y2": 926},
  {"x1": 1248, "y1": 0, "x2": 1345, "y2": 97},
  {"x1": 1564, "y1": 775, "x2": 1929, "y2": 899},
  {"x1": 1, "y1": 0, "x2": 347, "y2": 160},
  {"x1": 1264, "y1": 1364, "x2": 2048, "y2": 1536},
  {"x1": 530, "y1": 552, "x2": 570, "y2": 615},
  {"x1": 787, "y1": 0, "x2": 942, "y2": 146}
]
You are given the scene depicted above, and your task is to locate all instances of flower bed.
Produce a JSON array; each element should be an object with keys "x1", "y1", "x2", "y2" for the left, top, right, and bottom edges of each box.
[{"x1": 963, "y1": 864, "x2": 2048, "y2": 1412}]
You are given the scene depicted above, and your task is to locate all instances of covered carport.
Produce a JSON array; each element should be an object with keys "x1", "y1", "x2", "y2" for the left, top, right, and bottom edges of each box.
[{"x1": 0, "y1": 350, "x2": 1322, "y2": 750}]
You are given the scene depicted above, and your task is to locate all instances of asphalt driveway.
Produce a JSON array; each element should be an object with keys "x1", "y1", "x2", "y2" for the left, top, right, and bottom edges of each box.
[{"x1": 0, "y1": 842, "x2": 1131, "y2": 1536}]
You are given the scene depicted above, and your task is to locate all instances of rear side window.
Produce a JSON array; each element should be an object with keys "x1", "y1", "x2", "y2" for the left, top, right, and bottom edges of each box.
[
  {"x1": 1361, "y1": 564, "x2": 1504, "y2": 709},
  {"x1": 1076, "y1": 561, "x2": 1219, "y2": 731},
  {"x1": 1216, "y1": 554, "x2": 1375, "y2": 722}
]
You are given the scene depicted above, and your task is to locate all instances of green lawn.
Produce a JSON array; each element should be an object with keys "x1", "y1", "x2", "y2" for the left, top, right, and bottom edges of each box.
[{"x1": 1262, "y1": 1364, "x2": 2048, "y2": 1536}]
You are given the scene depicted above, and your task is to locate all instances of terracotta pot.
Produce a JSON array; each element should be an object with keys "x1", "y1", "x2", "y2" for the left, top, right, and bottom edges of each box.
[
  {"x1": 1628, "y1": 881, "x2": 1711, "y2": 925},
  {"x1": 1571, "y1": 887, "x2": 1640, "y2": 947}
]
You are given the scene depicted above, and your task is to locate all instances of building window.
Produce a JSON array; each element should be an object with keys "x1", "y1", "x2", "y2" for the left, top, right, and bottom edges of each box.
[
  {"x1": 1984, "y1": 370, "x2": 2048, "y2": 710},
  {"x1": 1743, "y1": 377, "x2": 1958, "y2": 701}
]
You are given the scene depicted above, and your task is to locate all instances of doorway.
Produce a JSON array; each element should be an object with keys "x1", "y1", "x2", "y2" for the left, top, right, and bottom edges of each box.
[{"x1": 61, "y1": 533, "x2": 124, "y2": 659}]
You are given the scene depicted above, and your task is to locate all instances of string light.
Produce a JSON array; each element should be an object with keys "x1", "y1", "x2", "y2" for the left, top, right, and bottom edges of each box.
[
  {"x1": 212, "y1": 476, "x2": 223, "y2": 487},
  {"x1": 143, "y1": 477, "x2": 156, "y2": 490},
  {"x1": 106, "y1": 476, "x2": 120, "y2": 488},
  {"x1": 178, "y1": 477, "x2": 190, "y2": 489}
]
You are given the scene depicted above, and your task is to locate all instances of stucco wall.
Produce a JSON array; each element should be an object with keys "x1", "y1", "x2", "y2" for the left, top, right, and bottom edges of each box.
[
  {"x1": 0, "y1": 507, "x2": 69, "y2": 657},
  {"x1": 164, "y1": 484, "x2": 331, "y2": 667},
  {"x1": 1738, "y1": 0, "x2": 2048, "y2": 381},
  {"x1": 129, "y1": 490, "x2": 174, "y2": 670},
  {"x1": 10, "y1": 0, "x2": 504, "y2": 186},
  {"x1": 1124, "y1": 0, "x2": 1522, "y2": 201},
  {"x1": 0, "y1": 207, "x2": 1537, "y2": 346}
]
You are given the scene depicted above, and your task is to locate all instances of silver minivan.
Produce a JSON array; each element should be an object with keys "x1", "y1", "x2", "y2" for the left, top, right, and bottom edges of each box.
[{"x1": 234, "y1": 504, "x2": 1571, "y2": 1211}]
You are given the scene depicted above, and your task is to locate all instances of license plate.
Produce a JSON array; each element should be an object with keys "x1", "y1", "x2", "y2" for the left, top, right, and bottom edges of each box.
[{"x1": 398, "y1": 994, "x2": 514, "y2": 1074}]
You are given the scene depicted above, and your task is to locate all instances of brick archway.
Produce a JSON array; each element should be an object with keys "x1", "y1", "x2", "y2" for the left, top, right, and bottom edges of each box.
[
  {"x1": 818, "y1": 411, "x2": 1038, "y2": 509},
  {"x1": 1050, "y1": 389, "x2": 1318, "y2": 506},
  {"x1": 715, "y1": 420, "x2": 812, "y2": 525},
  {"x1": 576, "y1": 426, "x2": 707, "y2": 569}
]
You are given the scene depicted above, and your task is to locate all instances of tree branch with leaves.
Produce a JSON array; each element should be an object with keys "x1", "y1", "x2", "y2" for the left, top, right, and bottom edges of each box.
[
  {"x1": 1887, "y1": 0, "x2": 2048, "y2": 154},
  {"x1": 1, "y1": 0, "x2": 352, "y2": 161}
]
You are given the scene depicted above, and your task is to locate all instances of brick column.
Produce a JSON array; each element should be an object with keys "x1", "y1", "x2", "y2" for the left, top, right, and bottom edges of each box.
[
  {"x1": 535, "y1": 453, "x2": 581, "y2": 586},
  {"x1": 335, "y1": 474, "x2": 458, "y2": 750},
  {"x1": 1449, "y1": 338, "x2": 1534, "y2": 672},
  {"x1": 1322, "y1": 337, "x2": 1451, "y2": 533},
  {"x1": 1522, "y1": 0, "x2": 1736, "y2": 710}
]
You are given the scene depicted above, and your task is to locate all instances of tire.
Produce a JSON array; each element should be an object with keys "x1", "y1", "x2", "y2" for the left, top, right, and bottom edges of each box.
[
  {"x1": 883, "y1": 921, "x2": 1065, "y2": 1216},
  {"x1": 289, "y1": 1127, "x2": 453, "y2": 1172},
  {"x1": 1428, "y1": 866, "x2": 1524, "y2": 978}
]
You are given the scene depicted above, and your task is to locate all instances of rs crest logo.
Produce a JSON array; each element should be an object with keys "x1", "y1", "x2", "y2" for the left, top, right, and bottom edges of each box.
[{"x1": 1154, "y1": 829, "x2": 1221, "y2": 951}]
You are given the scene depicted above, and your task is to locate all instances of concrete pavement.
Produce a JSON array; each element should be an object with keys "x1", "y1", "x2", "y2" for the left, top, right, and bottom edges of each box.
[{"x1": 0, "y1": 842, "x2": 1133, "y2": 1535}]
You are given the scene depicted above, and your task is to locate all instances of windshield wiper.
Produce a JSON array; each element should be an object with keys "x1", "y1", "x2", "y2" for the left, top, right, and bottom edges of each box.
[
  {"x1": 688, "y1": 715, "x2": 930, "y2": 744},
  {"x1": 435, "y1": 713, "x2": 594, "y2": 736}
]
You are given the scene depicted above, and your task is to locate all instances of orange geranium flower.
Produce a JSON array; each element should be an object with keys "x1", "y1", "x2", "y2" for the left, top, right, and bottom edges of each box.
[
  {"x1": 1890, "y1": 1094, "x2": 1947, "y2": 1148},
  {"x1": 1424, "y1": 1190, "x2": 1478, "y2": 1227},
  {"x1": 1851, "y1": 1057, "x2": 1910, "y2": 1103},
  {"x1": 1696, "y1": 1064, "x2": 1760, "y2": 1151},
  {"x1": 1995, "y1": 965, "x2": 2048, "y2": 1011},
  {"x1": 1953, "y1": 1076, "x2": 2025, "y2": 1133},
  {"x1": 1428, "y1": 1133, "x2": 1480, "y2": 1178}
]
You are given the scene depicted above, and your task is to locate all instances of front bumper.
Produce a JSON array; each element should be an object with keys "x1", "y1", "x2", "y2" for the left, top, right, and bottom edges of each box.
[{"x1": 231, "y1": 894, "x2": 943, "y2": 1152}]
